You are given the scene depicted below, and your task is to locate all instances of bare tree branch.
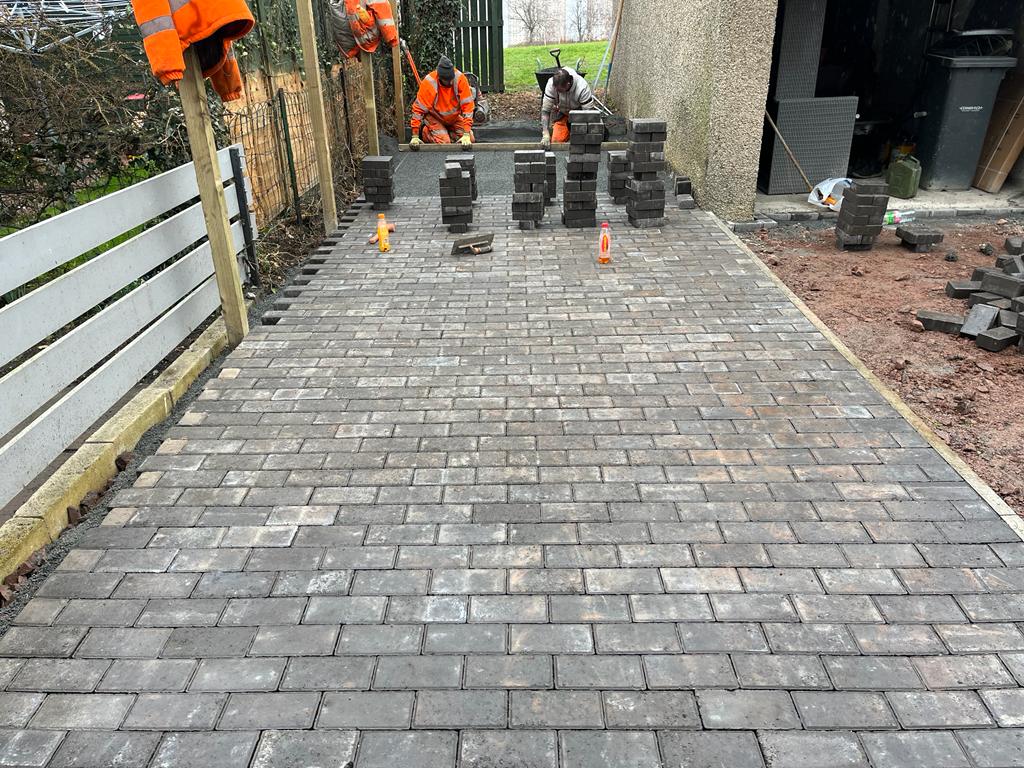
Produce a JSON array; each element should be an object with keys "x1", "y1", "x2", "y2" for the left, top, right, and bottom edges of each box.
[{"x1": 508, "y1": 0, "x2": 549, "y2": 45}]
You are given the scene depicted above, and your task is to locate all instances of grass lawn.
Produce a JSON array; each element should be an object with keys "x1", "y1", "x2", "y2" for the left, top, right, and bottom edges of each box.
[{"x1": 504, "y1": 41, "x2": 608, "y2": 92}]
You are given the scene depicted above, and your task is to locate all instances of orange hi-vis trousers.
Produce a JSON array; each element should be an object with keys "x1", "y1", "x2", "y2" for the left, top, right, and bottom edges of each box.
[
  {"x1": 550, "y1": 117, "x2": 571, "y2": 143},
  {"x1": 419, "y1": 114, "x2": 475, "y2": 144}
]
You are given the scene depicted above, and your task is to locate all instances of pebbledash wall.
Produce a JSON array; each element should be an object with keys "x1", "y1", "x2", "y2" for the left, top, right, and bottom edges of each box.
[{"x1": 609, "y1": 0, "x2": 779, "y2": 222}]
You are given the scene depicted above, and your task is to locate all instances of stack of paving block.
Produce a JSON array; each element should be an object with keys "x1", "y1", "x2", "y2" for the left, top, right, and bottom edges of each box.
[
  {"x1": 562, "y1": 110, "x2": 602, "y2": 228},
  {"x1": 607, "y1": 150, "x2": 629, "y2": 204},
  {"x1": 835, "y1": 179, "x2": 888, "y2": 250},
  {"x1": 512, "y1": 149, "x2": 546, "y2": 229},
  {"x1": 439, "y1": 160, "x2": 473, "y2": 233},
  {"x1": 545, "y1": 151, "x2": 557, "y2": 206},
  {"x1": 446, "y1": 154, "x2": 477, "y2": 201},
  {"x1": 917, "y1": 236, "x2": 1024, "y2": 352},
  {"x1": 626, "y1": 118, "x2": 667, "y2": 228},
  {"x1": 896, "y1": 225, "x2": 944, "y2": 253},
  {"x1": 362, "y1": 155, "x2": 394, "y2": 209},
  {"x1": 676, "y1": 176, "x2": 696, "y2": 210}
]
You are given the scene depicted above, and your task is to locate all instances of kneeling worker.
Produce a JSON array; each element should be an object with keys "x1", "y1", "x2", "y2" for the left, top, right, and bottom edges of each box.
[
  {"x1": 409, "y1": 56, "x2": 475, "y2": 148},
  {"x1": 541, "y1": 67, "x2": 598, "y2": 147}
]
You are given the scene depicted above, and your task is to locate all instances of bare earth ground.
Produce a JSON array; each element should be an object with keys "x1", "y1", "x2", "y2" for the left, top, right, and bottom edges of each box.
[{"x1": 742, "y1": 218, "x2": 1024, "y2": 518}]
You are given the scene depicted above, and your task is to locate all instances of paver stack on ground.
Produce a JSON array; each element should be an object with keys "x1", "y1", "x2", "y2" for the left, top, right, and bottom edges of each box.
[
  {"x1": 512, "y1": 150, "x2": 547, "y2": 230},
  {"x1": 920, "y1": 235, "x2": 1024, "y2": 352},
  {"x1": 836, "y1": 179, "x2": 888, "y2": 250},
  {"x1": 447, "y1": 154, "x2": 478, "y2": 201},
  {"x1": 361, "y1": 156, "x2": 395, "y2": 210},
  {"x1": 896, "y1": 225, "x2": 944, "y2": 253},
  {"x1": 544, "y1": 151, "x2": 557, "y2": 206},
  {"x1": 626, "y1": 118, "x2": 668, "y2": 228},
  {"x1": 676, "y1": 176, "x2": 696, "y2": 210},
  {"x1": 562, "y1": 110, "x2": 602, "y2": 228},
  {"x1": 607, "y1": 150, "x2": 629, "y2": 204},
  {"x1": 439, "y1": 160, "x2": 474, "y2": 233}
]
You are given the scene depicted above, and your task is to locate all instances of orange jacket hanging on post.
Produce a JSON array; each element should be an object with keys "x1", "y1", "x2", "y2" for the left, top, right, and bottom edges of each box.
[
  {"x1": 328, "y1": 0, "x2": 398, "y2": 59},
  {"x1": 131, "y1": 0, "x2": 254, "y2": 102},
  {"x1": 410, "y1": 69, "x2": 475, "y2": 140}
]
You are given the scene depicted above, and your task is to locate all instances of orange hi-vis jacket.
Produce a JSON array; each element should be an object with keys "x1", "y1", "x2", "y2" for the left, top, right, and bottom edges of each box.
[
  {"x1": 410, "y1": 69, "x2": 475, "y2": 136},
  {"x1": 329, "y1": 0, "x2": 398, "y2": 59},
  {"x1": 131, "y1": 0, "x2": 254, "y2": 102}
]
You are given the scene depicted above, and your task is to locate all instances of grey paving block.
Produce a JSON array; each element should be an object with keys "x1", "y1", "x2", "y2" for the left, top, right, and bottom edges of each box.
[
  {"x1": 860, "y1": 732, "x2": 969, "y2": 768},
  {"x1": 758, "y1": 732, "x2": 867, "y2": 768},
  {"x1": 510, "y1": 690, "x2": 603, "y2": 728},
  {"x1": 218, "y1": 692, "x2": 320, "y2": 729},
  {"x1": 888, "y1": 690, "x2": 994, "y2": 728},
  {"x1": 459, "y1": 730, "x2": 556, "y2": 768},
  {"x1": 29, "y1": 693, "x2": 133, "y2": 729},
  {"x1": 659, "y1": 731, "x2": 766, "y2": 768},
  {"x1": 122, "y1": 693, "x2": 226, "y2": 730},
  {"x1": 150, "y1": 732, "x2": 258, "y2": 768},
  {"x1": 697, "y1": 689, "x2": 800, "y2": 729},
  {"x1": 957, "y1": 729, "x2": 1024, "y2": 768},
  {"x1": 251, "y1": 730, "x2": 357, "y2": 768},
  {"x1": 413, "y1": 691, "x2": 507, "y2": 727},
  {"x1": 49, "y1": 731, "x2": 161, "y2": 768},
  {"x1": 560, "y1": 731, "x2": 662, "y2": 768},
  {"x1": 355, "y1": 731, "x2": 457, "y2": 768},
  {"x1": 0, "y1": 730, "x2": 68, "y2": 767},
  {"x1": 318, "y1": 691, "x2": 413, "y2": 728}
]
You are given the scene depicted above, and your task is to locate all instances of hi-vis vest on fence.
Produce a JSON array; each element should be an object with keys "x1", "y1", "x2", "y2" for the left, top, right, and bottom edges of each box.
[
  {"x1": 328, "y1": 0, "x2": 398, "y2": 59},
  {"x1": 130, "y1": 0, "x2": 254, "y2": 102}
]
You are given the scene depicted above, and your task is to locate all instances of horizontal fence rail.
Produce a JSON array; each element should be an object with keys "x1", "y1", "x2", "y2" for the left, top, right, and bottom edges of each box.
[{"x1": 0, "y1": 144, "x2": 257, "y2": 512}]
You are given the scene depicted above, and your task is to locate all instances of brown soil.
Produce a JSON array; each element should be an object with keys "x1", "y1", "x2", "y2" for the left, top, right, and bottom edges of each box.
[
  {"x1": 486, "y1": 90, "x2": 543, "y2": 121},
  {"x1": 485, "y1": 88, "x2": 612, "y2": 123},
  {"x1": 741, "y1": 218, "x2": 1024, "y2": 517}
]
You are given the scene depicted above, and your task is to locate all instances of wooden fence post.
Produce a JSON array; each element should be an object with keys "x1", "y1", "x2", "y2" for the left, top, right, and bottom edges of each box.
[
  {"x1": 362, "y1": 50, "x2": 380, "y2": 155},
  {"x1": 177, "y1": 47, "x2": 249, "y2": 347},
  {"x1": 389, "y1": 0, "x2": 404, "y2": 142},
  {"x1": 295, "y1": 0, "x2": 338, "y2": 234}
]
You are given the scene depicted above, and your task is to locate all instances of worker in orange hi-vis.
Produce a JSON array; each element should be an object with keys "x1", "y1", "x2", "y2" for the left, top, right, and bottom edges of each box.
[
  {"x1": 130, "y1": 0, "x2": 254, "y2": 101},
  {"x1": 409, "y1": 56, "x2": 475, "y2": 148}
]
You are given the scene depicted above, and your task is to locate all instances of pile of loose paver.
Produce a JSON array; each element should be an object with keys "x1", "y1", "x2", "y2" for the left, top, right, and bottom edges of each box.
[{"x1": 918, "y1": 236, "x2": 1024, "y2": 352}]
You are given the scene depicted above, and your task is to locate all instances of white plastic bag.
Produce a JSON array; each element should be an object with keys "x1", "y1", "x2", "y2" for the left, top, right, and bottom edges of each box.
[{"x1": 808, "y1": 178, "x2": 852, "y2": 211}]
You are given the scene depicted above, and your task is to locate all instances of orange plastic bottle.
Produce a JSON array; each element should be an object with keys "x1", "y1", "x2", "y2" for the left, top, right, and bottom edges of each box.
[
  {"x1": 377, "y1": 213, "x2": 390, "y2": 253},
  {"x1": 598, "y1": 221, "x2": 611, "y2": 264}
]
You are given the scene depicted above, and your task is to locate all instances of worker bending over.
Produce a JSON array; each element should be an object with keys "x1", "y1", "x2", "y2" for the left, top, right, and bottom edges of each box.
[
  {"x1": 410, "y1": 56, "x2": 475, "y2": 147},
  {"x1": 541, "y1": 67, "x2": 598, "y2": 147}
]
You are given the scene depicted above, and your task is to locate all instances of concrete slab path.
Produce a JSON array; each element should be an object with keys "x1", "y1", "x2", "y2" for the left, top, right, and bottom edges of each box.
[{"x1": 1, "y1": 197, "x2": 1023, "y2": 767}]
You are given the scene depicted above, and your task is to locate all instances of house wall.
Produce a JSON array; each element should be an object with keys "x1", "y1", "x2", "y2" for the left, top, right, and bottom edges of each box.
[{"x1": 609, "y1": 0, "x2": 779, "y2": 221}]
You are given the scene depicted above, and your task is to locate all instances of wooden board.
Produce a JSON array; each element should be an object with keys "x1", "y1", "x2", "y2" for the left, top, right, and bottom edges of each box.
[
  {"x1": 974, "y1": 72, "x2": 1024, "y2": 194},
  {"x1": 0, "y1": 193, "x2": 242, "y2": 370},
  {"x1": 0, "y1": 278, "x2": 220, "y2": 509},
  {"x1": 0, "y1": 223, "x2": 245, "y2": 441},
  {"x1": 0, "y1": 148, "x2": 237, "y2": 297}
]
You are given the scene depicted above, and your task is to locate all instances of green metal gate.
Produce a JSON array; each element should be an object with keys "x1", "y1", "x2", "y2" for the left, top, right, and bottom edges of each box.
[{"x1": 453, "y1": 0, "x2": 504, "y2": 92}]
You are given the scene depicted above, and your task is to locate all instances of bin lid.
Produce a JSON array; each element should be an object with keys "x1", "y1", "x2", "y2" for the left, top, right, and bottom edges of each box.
[{"x1": 927, "y1": 54, "x2": 1018, "y2": 69}]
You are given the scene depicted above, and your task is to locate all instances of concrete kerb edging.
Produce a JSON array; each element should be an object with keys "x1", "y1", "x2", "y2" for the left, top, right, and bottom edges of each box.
[
  {"x1": 0, "y1": 318, "x2": 231, "y2": 582},
  {"x1": 714, "y1": 215, "x2": 1024, "y2": 544}
]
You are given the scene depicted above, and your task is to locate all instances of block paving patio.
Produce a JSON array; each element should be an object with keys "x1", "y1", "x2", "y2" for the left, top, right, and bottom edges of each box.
[{"x1": 1, "y1": 197, "x2": 1023, "y2": 766}]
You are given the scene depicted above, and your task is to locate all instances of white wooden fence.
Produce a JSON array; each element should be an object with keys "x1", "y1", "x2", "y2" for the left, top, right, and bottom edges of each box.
[{"x1": 0, "y1": 144, "x2": 257, "y2": 511}]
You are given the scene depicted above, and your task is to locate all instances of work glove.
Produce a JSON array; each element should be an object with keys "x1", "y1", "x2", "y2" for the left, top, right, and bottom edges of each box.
[
  {"x1": 409, "y1": 136, "x2": 422, "y2": 150},
  {"x1": 458, "y1": 134, "x2": 472, "y2": 148},
  {"x1": 540, "y1": 130, "x2": 551, "y2": 149}
]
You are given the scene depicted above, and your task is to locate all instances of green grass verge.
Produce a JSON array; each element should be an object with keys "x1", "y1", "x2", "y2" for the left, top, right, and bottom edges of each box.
[{"x1": 503, "y1": 41, "x2": 608, "y2": 92}]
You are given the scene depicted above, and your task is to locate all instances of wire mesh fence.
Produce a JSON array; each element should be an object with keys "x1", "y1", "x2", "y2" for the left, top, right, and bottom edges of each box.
[{"x1": 224, "y1": 62, "x2": 368, "y2": 231}]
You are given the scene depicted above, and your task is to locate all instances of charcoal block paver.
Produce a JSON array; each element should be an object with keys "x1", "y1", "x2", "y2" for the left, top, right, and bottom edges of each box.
[{"x1": 2, "y1": 199, "x2": 1023, "y2": 766}]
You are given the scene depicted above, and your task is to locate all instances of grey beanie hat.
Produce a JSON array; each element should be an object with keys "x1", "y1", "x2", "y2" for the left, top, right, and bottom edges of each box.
[{"x1": 437, "y1": 55, "x2": 455, "y2": 80}]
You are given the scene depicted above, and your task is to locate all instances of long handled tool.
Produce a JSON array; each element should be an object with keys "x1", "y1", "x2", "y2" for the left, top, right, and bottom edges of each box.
[
  {"x1": 400, "y1": 39, "x2": 421, "y2": 85},
  {"x1": 764, "y1": 109, "x2": 814, "y2": 193}
]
